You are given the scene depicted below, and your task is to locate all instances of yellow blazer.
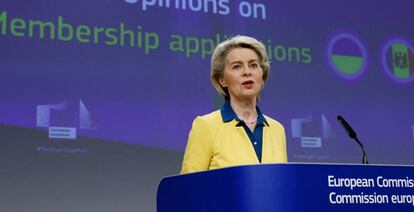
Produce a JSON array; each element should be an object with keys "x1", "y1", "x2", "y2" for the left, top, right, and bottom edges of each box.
[{"x1": 180, "y1": 110, "x2": 287, "y2": 174}]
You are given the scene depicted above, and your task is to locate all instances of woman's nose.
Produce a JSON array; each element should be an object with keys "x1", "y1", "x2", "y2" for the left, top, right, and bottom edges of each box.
[{"x1": 242, "y1": 65, "x2": 252, "y2": 76}]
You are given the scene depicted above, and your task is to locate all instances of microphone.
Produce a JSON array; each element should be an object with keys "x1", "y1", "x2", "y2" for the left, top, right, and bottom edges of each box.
[
  {"x1": 337, "y1": 115, "x2": 357, "y2": 139},
  {"x1": 337, "y1": 115, "x2": 369, "y2": 164}
]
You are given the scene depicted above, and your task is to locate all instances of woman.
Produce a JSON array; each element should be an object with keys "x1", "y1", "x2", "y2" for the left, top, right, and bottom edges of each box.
[{"x1": 180, "y1": 35, "x2": 287, "y2": 174}]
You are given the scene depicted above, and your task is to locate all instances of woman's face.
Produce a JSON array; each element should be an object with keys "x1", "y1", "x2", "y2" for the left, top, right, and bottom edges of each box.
[{"x1": 219, "y1": 48, "x2": 264, "y2": 101}]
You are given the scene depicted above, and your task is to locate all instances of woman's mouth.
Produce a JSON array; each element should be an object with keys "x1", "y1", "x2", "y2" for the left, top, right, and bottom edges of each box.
[{"x1": 242, "y1": 80, "x2": 254, "y2": 88}]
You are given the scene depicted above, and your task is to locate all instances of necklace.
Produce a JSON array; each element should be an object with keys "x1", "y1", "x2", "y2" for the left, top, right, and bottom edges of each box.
[
  {"x1": 244, "y1": 119, "x2": 257, "y2": 125},
  {"x1": 241, "y1": 116, "x2": 258, "y2": 125}
]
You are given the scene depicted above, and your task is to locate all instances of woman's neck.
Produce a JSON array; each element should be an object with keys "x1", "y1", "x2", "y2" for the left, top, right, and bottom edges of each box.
[{"x1": 229, "y1": 98, "x2": 257, "y2": 122}]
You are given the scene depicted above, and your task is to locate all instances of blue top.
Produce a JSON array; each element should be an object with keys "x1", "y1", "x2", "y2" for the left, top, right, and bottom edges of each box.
[{"x1": 220, "y1": 101, "x2": 269, "y2": 162}]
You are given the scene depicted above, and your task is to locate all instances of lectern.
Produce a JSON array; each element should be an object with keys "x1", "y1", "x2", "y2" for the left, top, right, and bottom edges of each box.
[{"x1": 157, "y1": 164, "x2": 414, "y2": 211}]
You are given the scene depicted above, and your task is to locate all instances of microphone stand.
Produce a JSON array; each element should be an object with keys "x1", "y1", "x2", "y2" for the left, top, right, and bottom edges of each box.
[
  {"x1": 354, "y1": 136, "x2": 369, "y2": 164},
  {"x1": 337, "y1": 115, "x2": 369, "y2": 165}
]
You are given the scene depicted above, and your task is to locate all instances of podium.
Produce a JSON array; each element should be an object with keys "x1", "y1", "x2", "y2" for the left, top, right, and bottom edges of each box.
[{"x1": 157, "y1": 163, "x2": 414, "y2": 211}]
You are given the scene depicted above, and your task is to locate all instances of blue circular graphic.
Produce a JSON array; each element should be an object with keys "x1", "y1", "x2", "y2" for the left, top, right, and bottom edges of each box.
[
  {"x1": 327, "y1": 32, "x2": 368, "y2": 80},
  {"x1": 381, "y1": 38, "x2": 414, "y2": 83}
]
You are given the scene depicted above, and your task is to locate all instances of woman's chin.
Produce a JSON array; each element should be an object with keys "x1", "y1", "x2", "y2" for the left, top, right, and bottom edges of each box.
[{"x1": 235, "y1": 93, "x2": 259, "y2": 101}]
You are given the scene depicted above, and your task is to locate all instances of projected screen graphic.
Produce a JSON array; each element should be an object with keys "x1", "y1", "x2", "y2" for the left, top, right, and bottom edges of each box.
[{"x1": 1, "y1": 0, "x2": 414, "y2": 164}]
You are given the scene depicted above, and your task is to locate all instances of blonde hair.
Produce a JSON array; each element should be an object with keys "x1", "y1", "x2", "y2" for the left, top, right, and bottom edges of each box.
[{"x1": 210, "y1": 35, "x2": 270, "y2": 100}]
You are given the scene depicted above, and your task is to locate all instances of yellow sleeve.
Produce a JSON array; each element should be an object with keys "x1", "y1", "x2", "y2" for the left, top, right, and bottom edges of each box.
[
  {"x1": 281, "y1": 126, "x2": 288, "y2": 162},
  {"x1": 274, "y1": 120, "x2": 288, "y2": 162},
  {"x1": 180, "y1": 116, "x2": 213, "y2": 174}
]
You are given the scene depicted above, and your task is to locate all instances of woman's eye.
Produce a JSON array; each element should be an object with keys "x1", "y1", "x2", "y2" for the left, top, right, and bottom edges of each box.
[
  {"x1": 250, "y1": 63, "x2": 259, "y2": 68},
  {"x1": 232, "y1": 65, "x2": 241, "y2": 70}
]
